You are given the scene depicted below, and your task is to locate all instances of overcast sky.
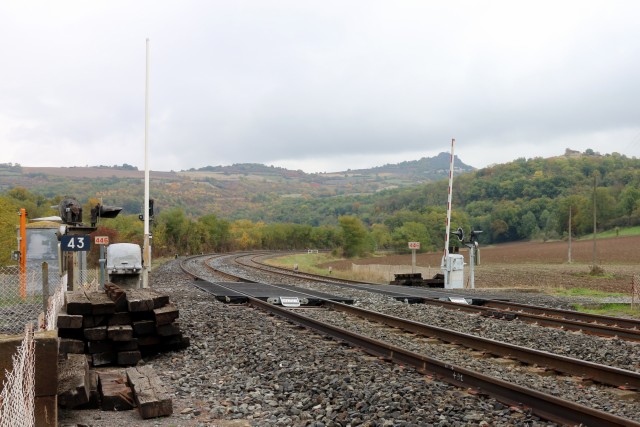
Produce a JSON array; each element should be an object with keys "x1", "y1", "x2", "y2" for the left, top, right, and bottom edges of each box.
[{"x1": 2, "y1": 1, "x2": 640, "y2": 173}]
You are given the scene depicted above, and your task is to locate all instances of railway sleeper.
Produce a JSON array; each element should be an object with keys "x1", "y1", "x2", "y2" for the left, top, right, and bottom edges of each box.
[{"x1": 481, "y1": 310, "x2": 517, "y2": 320}]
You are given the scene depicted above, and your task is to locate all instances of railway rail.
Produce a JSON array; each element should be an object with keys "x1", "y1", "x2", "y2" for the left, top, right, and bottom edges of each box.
[
  {"x1": 181, "y1": 253, "x2": 640, "y2": 427},
  {"x1": 246, "y1": 252, "x2": 640, "y2": 342}
]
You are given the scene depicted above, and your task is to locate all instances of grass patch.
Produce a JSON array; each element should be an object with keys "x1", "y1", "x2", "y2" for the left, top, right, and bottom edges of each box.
[
  {"x1": 550, "y1": 288, "x2": 627, "y2": 298},
  {"x1": 265, "y1": 253, "x2": 386, "y2": 283},
  {"x1": 0, "y1": 295, "x2": 42, "y2": 307},
  {"x1": 580, "y1": 225, "x2": 640, "y2": 240},
  {"x1": 572, "y1": 303, "x2": 640, "y2": 319},
  {"x1": 266, "y1": 253, "x2": 342, "y2": 275}
]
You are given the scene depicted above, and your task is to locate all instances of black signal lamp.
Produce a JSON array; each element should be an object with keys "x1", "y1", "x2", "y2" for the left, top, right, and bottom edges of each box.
[
  {"x1": 451, "y1": 227, "x2": 464, "y2": 242},
  {"x1": 470, "y1": 229, "x2": 483, "y2": 243},
  {"x1": 91, "y1": 204, "x2": 123, "y2": 227}
]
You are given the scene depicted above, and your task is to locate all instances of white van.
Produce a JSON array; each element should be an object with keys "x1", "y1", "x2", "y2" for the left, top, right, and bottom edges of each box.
[{"x1": 106, "y1": 243, "x2": 142, "y2": 288}]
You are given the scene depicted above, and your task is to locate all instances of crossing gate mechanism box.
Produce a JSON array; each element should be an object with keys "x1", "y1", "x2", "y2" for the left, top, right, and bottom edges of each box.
[{"x1": 444, "y1": 254, "x2": 465, "y2": 289}]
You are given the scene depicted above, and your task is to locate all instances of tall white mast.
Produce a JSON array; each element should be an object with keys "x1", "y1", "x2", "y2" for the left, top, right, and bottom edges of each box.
[
  {"x1": 441, "y1": 138, "x2": 455, "y2": 284},
  {"x1": 142, "y1": 38, "x2": 151, "y2": 288}
]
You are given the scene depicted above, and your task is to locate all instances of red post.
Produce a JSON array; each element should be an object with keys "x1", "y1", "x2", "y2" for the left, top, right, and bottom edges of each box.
[{"x1": 19, "y1": 208, "x2": 27, "y2": 299}]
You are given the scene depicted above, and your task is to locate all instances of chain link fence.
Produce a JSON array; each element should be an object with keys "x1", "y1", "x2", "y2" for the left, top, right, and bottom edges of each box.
[
  {"x1": 0, "y1": 263, "x2": 97, "y2": 425},
  {"x1": 0, "y1": 264, "x2": 101, "y2": 334},
  {"x1": 0, "y1": 264, "x2": 61, "y2": 335},
  {"x1": 77, "y1": 268, "x2": 99, "y2": 292},
  {"x1": 45, "y1": 272, "x2": 67, "y2": 331},
  {"x1": 0, "y1": 323, "x2": 35, "y2": 427}
]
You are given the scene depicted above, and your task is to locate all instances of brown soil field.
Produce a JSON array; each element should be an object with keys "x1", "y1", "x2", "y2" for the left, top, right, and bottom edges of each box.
[{"x1": 328, "y1": 236, "x2": 640, "y2": 293}]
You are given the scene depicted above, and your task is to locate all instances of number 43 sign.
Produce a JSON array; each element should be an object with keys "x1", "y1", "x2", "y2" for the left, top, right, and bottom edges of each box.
[{"x1": 61, "y1": 235, "x2": 91, "y2": 252}]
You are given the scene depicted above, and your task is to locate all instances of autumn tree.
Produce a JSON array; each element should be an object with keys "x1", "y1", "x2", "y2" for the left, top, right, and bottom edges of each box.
[
  {"x1": 198, "y1": 214, "x2": 231, "y2": 252},
  {"x1": 0, "y1": 196, "x2": 20, "y2": 265}
]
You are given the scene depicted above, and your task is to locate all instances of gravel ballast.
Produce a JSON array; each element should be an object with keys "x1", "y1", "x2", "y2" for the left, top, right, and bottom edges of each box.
[{"x1": 60, "y1": 259, "x2": 561, "y2": 426}]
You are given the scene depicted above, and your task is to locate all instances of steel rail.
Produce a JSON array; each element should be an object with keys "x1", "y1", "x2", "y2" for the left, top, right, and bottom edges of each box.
[
  {"x1": 181, "y1": 254, "x2": 255, "y2": 283},
  {"x1": 230, "y1": 254, "x2": 640, "y2": 383},
  {"x1": 248, "y1": 253, "x2": 640, "y2": 341},
  {"x1": 422, "y1": 299, "x2": 640, "y2": 342},
  {"x1": 182, "y1": 254, "x2": 640, "y2": 427},
  {"x1": 222, "y1": 271, "x2": 640, "y2": 389},
  {"x1": 322, "y1": 300, "x2": 640, "y2": 389},
  {"x1": 484, "y1": 299, "x2": 640, "y2": 330},
  {"x1": 247, "y1": 296, "x2": 639, "y2": 427}
]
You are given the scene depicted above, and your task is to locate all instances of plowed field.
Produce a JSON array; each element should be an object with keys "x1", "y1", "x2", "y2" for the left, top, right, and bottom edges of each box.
[{"x1": 328, "y1": 236, "x2": 640, "y2": 293}]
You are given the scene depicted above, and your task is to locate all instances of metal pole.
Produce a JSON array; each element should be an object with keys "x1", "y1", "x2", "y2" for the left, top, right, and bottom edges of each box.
[
  {"x1": 42, "y1": 262, "x2": 49, "y2": 322},
  {"x1": 411, "y1": 249, "x2": 416, "y2": 274},
  {"x1": 441, "y1": 139, "x2": 455, "y2": 287},
  {"x1": 99, "y1": 244, "x2": 105, "y2": 289},
  {"x1": 592, "y1": 173, "x2": 597, "y2": 267},
  {"x1": 142, "y1": 38, "x2": 151, "y2": 289},
  {"x1": 469, "y1": 245, "x2": 475, "y2": 289}
]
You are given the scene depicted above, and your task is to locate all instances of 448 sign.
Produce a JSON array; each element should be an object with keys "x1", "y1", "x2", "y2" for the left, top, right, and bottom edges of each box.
[{"x1": 61, "y1": 235, "x2": 91, "y2": 252}]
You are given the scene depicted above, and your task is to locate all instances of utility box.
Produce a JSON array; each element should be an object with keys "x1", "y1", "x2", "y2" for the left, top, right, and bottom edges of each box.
[
  {"x1": 443, "y1": 254, "x2": 465, "y2": 289},
  {"x1": 106, "y1": 243, "x2": 142, "y2": 288},
  {"x1": 24, "y1": 221, "x2": 61, "y2": 289}
]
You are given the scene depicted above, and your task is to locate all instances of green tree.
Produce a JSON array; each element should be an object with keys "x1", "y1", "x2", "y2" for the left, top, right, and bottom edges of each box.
[
  {"x1": 230, "y1": 220, "x2": 264, "y2": 250},
  {"x1": 186, "y1": 221, "x2": 207, "y2": 254},
  {"x1": 0, "y1": 196, "x2": 20, "y2": 265},
  {"x1": 519, "y1": 211, "x2": 539, "y2": 239},
  {"x1": 157, "y1": 208, "x2": 190, "y2": 254},
  {"x1": 5, "y1": 187, "x2": 54, "y2": 220},
  {"x1": 556, "y1": 195, "x2": 585, "y2": 236},
  {"x1": 309, "y1": 225, "x2": 341, "y2": 250},
  {"x1": 109, "y1": 215, "x2": 143, "y2": 244},
  {"x1": 339, "y1": 216, "x2": 368, "y2": 258},
  {"x1": 198, "y1": 214, "x2": 231, "y2": 252},
  {"x1": 539, "y1": 209, "x2": 559, "y2": 241},
  {"x1": 391, "y1": 222, "x2": 429, "y2": 252},
  {"x1": 370, "y1": 223, "x2": 392, "y2": 250},
  {"x1": 619, "y1": 187, "x2": 640, "y2": 219}
]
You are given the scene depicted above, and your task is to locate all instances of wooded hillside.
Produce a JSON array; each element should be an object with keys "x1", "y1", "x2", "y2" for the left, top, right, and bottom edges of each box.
[{"x1": 2, "y1": 149, "x2": 639, "y2": 262}]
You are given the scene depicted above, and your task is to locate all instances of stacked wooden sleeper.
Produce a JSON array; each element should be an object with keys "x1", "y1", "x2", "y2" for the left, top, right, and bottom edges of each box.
[
  {"x1": 57, "y1": 284, "x2": 187, "y2": 419},
  {"x1": 57, "y1": 357, "x2": 173, "y2": 419},
  {"x1": 58, "y1": 283, "x2": 188, "y2": 366}
]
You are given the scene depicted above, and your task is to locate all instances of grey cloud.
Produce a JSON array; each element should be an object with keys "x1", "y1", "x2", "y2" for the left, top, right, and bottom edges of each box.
[{"x1": 2, "y1": 1, "x2": 640, "y2": 172}]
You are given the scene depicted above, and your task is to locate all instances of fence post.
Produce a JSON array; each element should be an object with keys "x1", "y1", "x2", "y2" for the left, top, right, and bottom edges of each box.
[
  {"x1": 42, "y1": 262, "x2": 49, "y2": 321},
  {"x1": 632, "y1": 275, "x2": 638, "y2": 311},
  {"x1": 66, "y1": 253, "x2": 74, "y2": 291},
  {"x1": 19, "y1": 208, "x2": 27, "y2": 300}
]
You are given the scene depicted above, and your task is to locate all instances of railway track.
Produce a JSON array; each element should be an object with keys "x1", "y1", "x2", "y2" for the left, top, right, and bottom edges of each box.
[
  {"x1": 181, "y1": 253, "x2": 253, "y2": 282},
  {"x1": 246, "y1": 252, "x2": 640, "y2": 342},
  {"x1": 181, "y1": 253, "x2": 640, "y2": 427}
]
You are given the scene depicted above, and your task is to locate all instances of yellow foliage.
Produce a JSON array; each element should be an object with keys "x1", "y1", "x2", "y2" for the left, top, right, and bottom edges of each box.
[{"x1": 0, "y1": 197, "x2": 20, "y2": 265}]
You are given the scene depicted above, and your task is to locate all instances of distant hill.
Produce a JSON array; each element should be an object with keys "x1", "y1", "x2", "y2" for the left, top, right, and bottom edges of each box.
[
  {"x1": 188, "y1": 152, "x2": 473, "y2": 181},
  {"x1": 0, "y1": 153, "x2": 473, "y2": 218},
  {"x1": 359, "y1": 152, "x2": 473, "y2": 179}
]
